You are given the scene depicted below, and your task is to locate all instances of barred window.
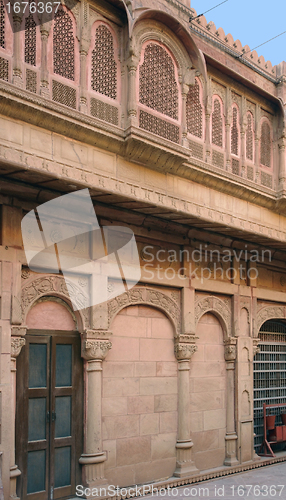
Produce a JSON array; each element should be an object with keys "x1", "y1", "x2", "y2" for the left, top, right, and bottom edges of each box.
[
  {"x1": 53, "y1": 6, "x2": 74, "y2": 81},
  {"x1": 0, "y1": 0, "x2": 5, "y2": 49},
  {"x1": 91, "y1": 25, "x2": 117, "y2": 100},
  {"x1": 186, "y1": 79, "x2": 203, "y2": 138},
  {"x1": 212, "y1": 97, "x2": 223, "y2": 148},
  {"x1": 25, "y1": 14, "x2": 36, "y2": 66},
  {"x1": 246, "y1": 112, "x2": 254, "y2": 161},
  {"x1": 139, "y1": 43, "x2": 178, "y2": 120},
  {"x1": 231, "y1": 106, "x2": 239, "y2": 155},
  {"x1": 260, "y1": 121, "x2": 271, "y2": 167}
]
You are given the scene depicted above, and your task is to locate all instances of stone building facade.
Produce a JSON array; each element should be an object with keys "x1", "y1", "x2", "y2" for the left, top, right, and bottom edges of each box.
[{"x1": 1, "y1": 0, "x2": 286, "y2": 498}]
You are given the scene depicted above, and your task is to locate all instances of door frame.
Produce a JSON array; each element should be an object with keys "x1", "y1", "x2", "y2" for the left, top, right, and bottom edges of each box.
[{"x1": 15, "y1": 330, "x2": 83, "y2": 500}]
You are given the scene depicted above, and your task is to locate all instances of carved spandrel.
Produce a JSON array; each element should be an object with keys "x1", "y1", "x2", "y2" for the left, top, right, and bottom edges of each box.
[{"x1": 82, "y1": 340, "x2": 112, "y2": 361}]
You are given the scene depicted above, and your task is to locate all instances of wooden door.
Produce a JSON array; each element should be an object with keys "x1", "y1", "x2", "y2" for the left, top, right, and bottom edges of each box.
[{"x1": 16, "y1": 331, "x2": 83, "y2": 500}]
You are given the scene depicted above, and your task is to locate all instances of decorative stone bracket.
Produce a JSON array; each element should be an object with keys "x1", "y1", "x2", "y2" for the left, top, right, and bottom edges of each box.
[
  {"x1": 224, "y1": 337, "x2": 237, "y2": 362},
  {"x1": 253, "y1": 338, "x2": 260, "y2": 357},
  {"x1": 81, "y1": 340, "x2": 112, "y2": 361},
  {"x1": 11, "y1": 338, "x2": 26, "y2": 360}
]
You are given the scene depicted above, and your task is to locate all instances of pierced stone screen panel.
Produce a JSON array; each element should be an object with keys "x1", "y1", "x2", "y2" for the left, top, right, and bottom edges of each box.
[
  {"x1": 139, "y1": 110, "x2": 179, "y2": 143},
  {"x1": 260, "y1": 121, "x2": 271, "y2": 167},
  {"x1": 0, "y1": 0, "x2": 5, "y2": 49},
  {"x1": 90, "y1": 98, "x2": 118, "y2": 125},
  {"x1": 0, "y1": 56, "x2": 8, "y2": 81},
  {"x1": 91, "y1": 25, "x2": 117, "y2": 100},
  {"x1": 186, "y1": 80, "x2": 203, "y2": 138},
  {"x1": 53, "y1": 7, "x2": 75, "y2": 81},
  {"x1": 139, "y1": 43, "x2": 178, "y2": 120},
  {"x1": 246, "y1": 113, "x2": 254, "y2": 161},
  {"x1": 25, "y1": 14, "x2": 36, "y2": 66},
  {"x1": 231, "y1": 107, "x2": 239, "y2": 155},
  {"x1": 212, "y1": 98, "x2": 223, "y2": 148},
  {"x1": 26, "y1": 68, "x2": 37, "y2": 93},
  {"x1": 52, "y1": 80, "x2": 76, "y2": 109}
]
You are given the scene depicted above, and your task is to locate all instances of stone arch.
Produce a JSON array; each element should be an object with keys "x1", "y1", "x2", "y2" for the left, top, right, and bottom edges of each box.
[
  {"x1": 255, "y1": 305, "x2": 286, "y2": 337},
  {"x1": 106, "y1": 287, "x2": 181, "y2": 336},
  {"x1": 20, "y1": 273, "x2": 89, "y2": 332},
  {"x1": 132, "y1": 20, "x2": 196, "y2": 85},
  {"x1": 195, "y1": 296, "x2": 231, "y2": 339},
  {"x1": 132, "y1": 10, "x2": 207, "y2": 81}
]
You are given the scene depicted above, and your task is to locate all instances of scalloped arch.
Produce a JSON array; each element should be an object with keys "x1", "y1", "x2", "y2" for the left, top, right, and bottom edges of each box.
[
  {"x1": 195, "y1": 296, "x2": 231, "y2": 339},
  {"x1": 106, "y1": 287, "x2": 181, "y2": 336}
]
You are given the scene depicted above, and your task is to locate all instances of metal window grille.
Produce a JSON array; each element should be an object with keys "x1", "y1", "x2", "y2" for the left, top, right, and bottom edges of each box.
[{"x1": 253, "y1": 320, "x2": 286, "y2": 451}]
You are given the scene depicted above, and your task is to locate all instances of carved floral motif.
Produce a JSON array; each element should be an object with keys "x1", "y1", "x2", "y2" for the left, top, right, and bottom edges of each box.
[
  {"x1": 11, "y1": 338, "x2": 25, "y2": 358},
  {"x1": 224, "y1": 338, "x2": 237, "y2": 361},
  {"x1": 82, "y1": 340, "x2": 112, "y2": 361},
  {"x1": 253, "y1": 338, "x2": 260, "y2": 356},
  {"x1": 174, "y1": 342, "x2": 197, "y2": 361}
]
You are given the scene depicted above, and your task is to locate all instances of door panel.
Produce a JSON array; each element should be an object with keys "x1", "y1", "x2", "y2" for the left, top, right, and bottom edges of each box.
[{"x1": 16, "y1": 331, "x2": 83, "y2": 500}]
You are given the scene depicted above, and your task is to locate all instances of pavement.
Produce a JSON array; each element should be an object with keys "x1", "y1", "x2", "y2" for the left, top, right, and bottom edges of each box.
[{"x1": 145, "y1": 462, "x2": 286, "y2": 500}]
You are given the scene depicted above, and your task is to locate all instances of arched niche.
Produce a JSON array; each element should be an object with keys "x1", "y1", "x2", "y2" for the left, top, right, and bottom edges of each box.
[
  {"x1": 21, "y1": 274, "x2": 89, "y2": 332},
  {"x1": 255, "y1": 305, "x2": 286, "y2": 337},
  {"x1": 26, "y1": 297, "x2": 76, "y2": 330},
  {"x1": 106, "y1": 287, "x2": 181, "y2": 337},
  {"x1": 194, "y1": 296, "x2": 231, "y2": 340}
]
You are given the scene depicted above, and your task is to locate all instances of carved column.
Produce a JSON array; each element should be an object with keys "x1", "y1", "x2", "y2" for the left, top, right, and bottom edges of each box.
[
  {"x1": 205, "y1": 77, "x2": 212, "y2": 163},
  {"x1": 174, "y1": 334, "x2": 199, "y2": 478},
  {"x1": 224, "y1": 338, "x2": 239, "y2": 466},
  {"x1": 181, "y1": 83, "x2": 189, "y2": 148},
  {"x1": 10, "y1": 333, "x2": 26, "y2": 500},
  {"x1": 80, "y1": 332, "x2": 112, "y2": 488},
  {"x1": 40, "y1": 24, "x2": 50, "y2": 98},
  {"x1": 278, "y1": 138, "x2": 286, "y2": 191},
  {"x1": 127, "y1": 55, "x2": 139, "y2": 128},
  {"x1": 79, "y1": 49, "x2": 88, "y2": 113},
  {"x1": 12, "y1": 15, "x2": 23, "y2": 87}
]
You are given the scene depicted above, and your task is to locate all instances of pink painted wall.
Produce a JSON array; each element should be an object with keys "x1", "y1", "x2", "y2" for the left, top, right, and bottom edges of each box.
[{"x1": 26, "y1": 300, "x2": 76, "y2": 330}]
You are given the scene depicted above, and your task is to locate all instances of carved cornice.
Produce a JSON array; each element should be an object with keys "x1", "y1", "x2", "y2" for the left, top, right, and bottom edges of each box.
[
  {"x1": 11, "y1": 325, "x2": 27, "y2": 337},
  {"x1": 174, "y1": 342, "x2": 197, "y2": 361},
  {"x1": 11, "y1": 338, "x2": 26, "y2": 358},
  {"x1": 224, "y1": 338, "x2": 237, "y2": 361},
  {"x1": 82, "y1": 340, "x2": 112, "y2": 361},
  {"x1": 83, "y1": 330, "x2": 112, "y2": 340}
]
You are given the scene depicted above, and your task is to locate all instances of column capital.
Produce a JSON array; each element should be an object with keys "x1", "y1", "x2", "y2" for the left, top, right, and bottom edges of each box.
[
  {"x1": 224, "y1": 337, "x2": 237, "y2": 361},
  {"x1": 82, "y1": 339, "x2": 112, "y2": 361},
  {"x1": 253, "y1": 338, "x2": 260, "y2": 357},
  {"x1": 174, "y1": 341, "x2": 197, "y2": 361},
  {"x1": 11, "y1": 337, "x2": 25, "y2": 359}
]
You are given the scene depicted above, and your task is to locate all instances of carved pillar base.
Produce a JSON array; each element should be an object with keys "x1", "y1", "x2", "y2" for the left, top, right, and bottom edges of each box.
[
  {"x1": 40, "y1": 83, "x2": 50, "y2": 99},
  {"x1": 9, "y1": 459, "x2": 21, "y2": 500},
  {"x1": 174, "y1": 440, "x2": 198, "y2": 478},
  {"x1": 224, "y1": 433, "x2": 239, "y2": 466},
  {"x1": 79, "y1": 452, "x2": 107, "y2": 488}
]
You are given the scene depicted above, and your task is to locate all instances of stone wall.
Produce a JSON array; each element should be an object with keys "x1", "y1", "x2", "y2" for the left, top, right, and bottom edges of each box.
[{"x1": 103, "y1": 305, "x2": 177, "y2": 486}]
